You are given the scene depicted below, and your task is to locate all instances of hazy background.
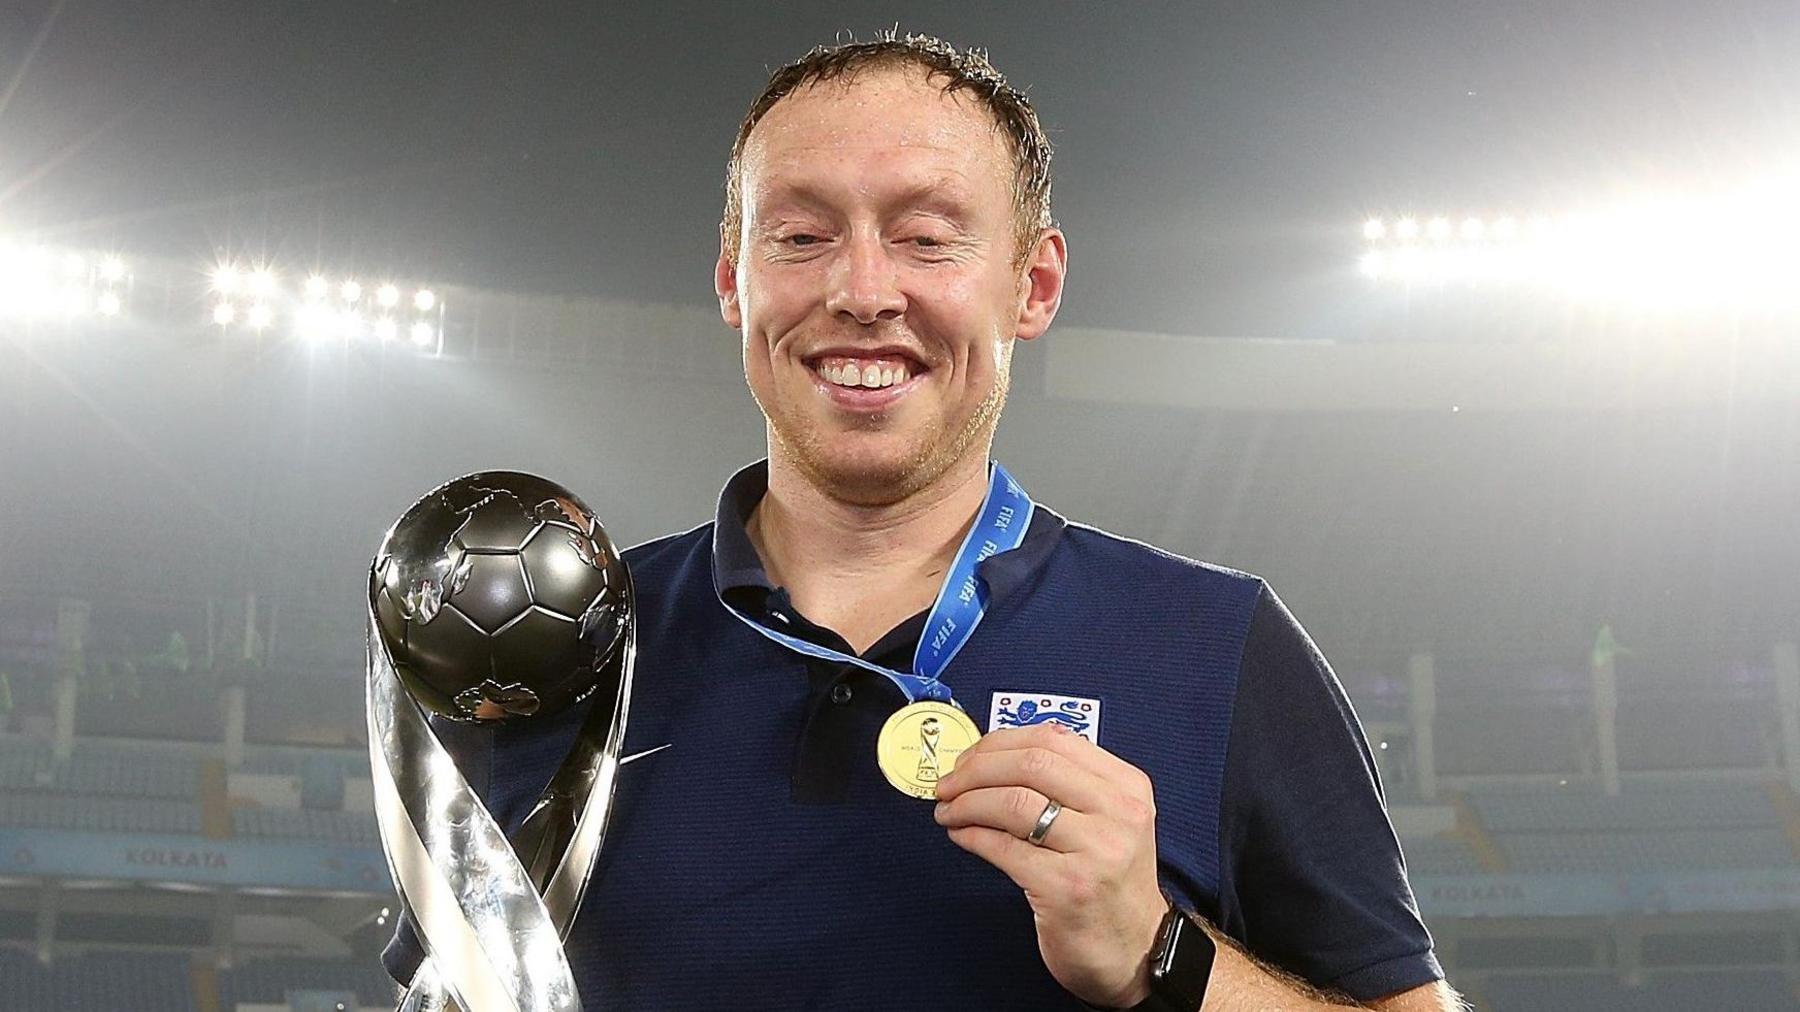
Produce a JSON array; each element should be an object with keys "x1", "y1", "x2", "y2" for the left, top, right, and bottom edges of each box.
[{"x1": 0, "y1": 3, "x2": 1797, "y2": 1010}]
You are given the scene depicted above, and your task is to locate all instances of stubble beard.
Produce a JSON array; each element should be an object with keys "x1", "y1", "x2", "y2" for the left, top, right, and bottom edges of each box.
[{"x1": 758, "y1": 351, "x2": 1012, "y2": 509}]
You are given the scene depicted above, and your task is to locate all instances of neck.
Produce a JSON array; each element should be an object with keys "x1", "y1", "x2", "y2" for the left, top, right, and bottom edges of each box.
[{"x1": 747, "y1": 452, "x2": 991, "y2": 652}]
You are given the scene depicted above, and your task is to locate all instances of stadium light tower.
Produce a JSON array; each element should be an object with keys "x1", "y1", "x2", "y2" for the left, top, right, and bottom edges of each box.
[
  {"x1": 0, "y1": 237, "x2": 133, "y2": 324},
  {"x1": 211, "y1": 264, "x2": 243, "y2": 295},
  {"x1": 183, "y1": 255, "x2": 446, "y2": 351},
  {"x1": 1356, "y1": 171, "x2": 1800, "y2": 311}
]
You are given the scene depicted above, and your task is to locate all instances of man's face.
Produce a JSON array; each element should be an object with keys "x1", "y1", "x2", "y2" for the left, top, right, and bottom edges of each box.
[{"x1": 716, "y1": 66, "x2": 1064, "y2": 506}]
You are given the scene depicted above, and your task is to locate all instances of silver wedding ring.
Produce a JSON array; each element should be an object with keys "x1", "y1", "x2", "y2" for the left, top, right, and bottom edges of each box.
[{"x1": 1027, "y1": 798, "x2": 1063, "y2": 846}]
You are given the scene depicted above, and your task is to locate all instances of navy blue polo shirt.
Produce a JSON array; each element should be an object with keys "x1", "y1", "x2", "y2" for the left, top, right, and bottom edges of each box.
[{"x1": 386, "y1": 460, "x2": 1442, "y2": 1009}]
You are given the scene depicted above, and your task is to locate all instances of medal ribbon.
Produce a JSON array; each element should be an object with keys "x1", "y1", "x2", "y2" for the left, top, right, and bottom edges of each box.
[{"x1": 716, "y1": 461, "x2": 1035, "y2": 705}]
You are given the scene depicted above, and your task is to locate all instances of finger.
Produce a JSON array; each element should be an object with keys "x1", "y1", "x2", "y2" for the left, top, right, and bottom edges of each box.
[
  {"x1": 942, "y1": 822, "x2": 1061, "y2": 892},
  {"x1": 973, "y1": 724, "x2": 1149, "y2": 795},
  {"x1": 935, "y1": 784, "x2": 1093, "y2": 852},
  {"x1": 935, "y1": 738, "x2": 1112, "y2": 812}
]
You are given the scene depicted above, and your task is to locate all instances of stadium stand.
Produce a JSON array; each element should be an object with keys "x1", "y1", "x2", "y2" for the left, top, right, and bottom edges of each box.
[
  {"x1": 1402, "y1": 833, "x2": 1487, "y2": 876},
  {"x1": 1470, "y1": 781, "x2": 1778, "y2": 833},
  {"x1": 231, "y1": 805, "x2": 379, "y2": 846},
  {"x1": 1499, "y1": 827, "x2": 1794, "y2": 874},
  {"x1": 0, "y1": 738, "x2": 198, "y2": 798},
  {"x1": 1480, "y1": 970, "x2": 1798, "y2": 1011},
  {"x1": 217, "y1": 956, "x2": 395, "y2": 1008},
  {"x1": 0, "y1": 792, "x2": 201, "y2": 834},
  {"x1": 0, "y1": 948, "x2": 201, "y2": 1012}
]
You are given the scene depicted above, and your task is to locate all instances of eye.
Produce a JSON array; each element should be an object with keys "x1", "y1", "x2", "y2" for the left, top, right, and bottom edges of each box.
[
  {"x1": 911, "y1": 237, "x2": 942, "y2": 248},
  {"x1": 783, "y1": 234, "x2": 823, "y2": 247}
]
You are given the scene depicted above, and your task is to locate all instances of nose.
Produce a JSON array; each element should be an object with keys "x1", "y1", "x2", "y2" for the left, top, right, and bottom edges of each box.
[{"x1": 824, "y1": 231, "x2": 906, "y2": 325}]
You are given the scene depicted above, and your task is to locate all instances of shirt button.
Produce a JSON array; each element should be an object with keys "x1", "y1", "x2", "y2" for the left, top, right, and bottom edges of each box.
[{"x1": 830, "y1": 683, "x2": 853, "y2": 705}]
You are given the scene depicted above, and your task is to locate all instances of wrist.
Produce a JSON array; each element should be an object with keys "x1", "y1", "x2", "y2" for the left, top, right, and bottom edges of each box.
[
  {"x1": 1111, "y1": 970, "x2": 1153, "y2": 1009},
  {"x1": 1080, "y1": 893, "x2": 1196, "y2": 1012},
  {"x1": 1123, "y1": 898, "x2": 1215, "y2": 1012}
]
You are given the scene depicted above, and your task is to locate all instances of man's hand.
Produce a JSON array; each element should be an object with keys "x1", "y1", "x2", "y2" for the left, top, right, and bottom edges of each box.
[{"x1": 933, "y1": 723, "x2": 1166, "y2": 1008}]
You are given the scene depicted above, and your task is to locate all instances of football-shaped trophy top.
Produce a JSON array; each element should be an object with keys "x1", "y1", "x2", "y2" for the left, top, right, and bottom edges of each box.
[{"x1": 370, "y1": 471, "x2": 630, "y2": 723}]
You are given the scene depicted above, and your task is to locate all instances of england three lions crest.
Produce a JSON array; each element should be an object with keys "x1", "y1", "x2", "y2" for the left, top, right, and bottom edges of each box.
[{"x1": 990, "y1": 692, "x2": 1101, "y2": 744}]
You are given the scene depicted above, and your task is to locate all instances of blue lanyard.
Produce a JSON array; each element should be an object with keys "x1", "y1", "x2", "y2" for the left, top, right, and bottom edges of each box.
[{"x1": 716, "y1": 462, "x2": 1035, "y2": 705}]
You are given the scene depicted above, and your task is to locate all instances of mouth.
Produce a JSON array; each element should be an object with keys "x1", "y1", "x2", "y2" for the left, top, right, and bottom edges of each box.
[{"x1": 802, "y1": 351, "x2": 929, "y2": 410}]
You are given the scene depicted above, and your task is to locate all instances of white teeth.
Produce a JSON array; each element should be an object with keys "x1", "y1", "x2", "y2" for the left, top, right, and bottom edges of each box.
[{"x1": 818, "y1": 359, "x2": 914, "y2": 389}]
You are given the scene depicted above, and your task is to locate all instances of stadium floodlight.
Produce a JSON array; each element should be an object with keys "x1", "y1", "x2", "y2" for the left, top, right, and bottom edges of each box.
[
  {"x1": 96, "y1": 291, "x2": 122, "y2": 317},
  {"x1": 212, "y1": 302, "x2": 236, "y2": 326},
  {"x1": 61, "y1": 253, "x2": 86, "y2": 280},
  {"x1": 247, "y1": 303, "x2": 275, "y2": 330},
  {"x1": 55, "y1": 286, "x2": 86, "y2": 316},
  {"x1": 1356, "y1": 170, "x2": 1800, "y2": 308},
  {"x1": 410, "y1": 320, "x2": 434, "y2": 347},
  {"x1": 374, "y1": 317, "x2": 399, "y2": 342},
  {"x1": 340, "y1": 279, "x2": 363, "y2": 304},
  {"x1": 211, "y1": 265, "x2": 242, "y2": 295},
  {"x1": 16, "y1": 282, "x2": 54, "y2": 318},
  {"x1": 376, "y1": 283, "x2": 400, "y2": 308},
  {"x1": 248, "y1": 268, "x2": 278, "y2": 298},
  {"x1": 1362, "y1": 219, "x2": 1385, "y2": 241},
  {"x1": 414, "y1": 288, "x2": 437, "y2": 312},
  {"x1": 341, "y1": 311, "x2": 368, "y2": 338},
  {"x1": 296, "y1": 303, "x2": 337, "y2": 341},
  {"x1": 304, "y1": 275, "x2": 330, "y2": 301},
  {"x1": 99, "y1": 256, "x2": 127, "y2": 283}
]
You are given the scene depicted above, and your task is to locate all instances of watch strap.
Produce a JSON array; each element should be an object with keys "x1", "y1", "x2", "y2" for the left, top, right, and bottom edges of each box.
[{"x1": 1126, "y1": 899, "x2": 1215, "y2": 1012}]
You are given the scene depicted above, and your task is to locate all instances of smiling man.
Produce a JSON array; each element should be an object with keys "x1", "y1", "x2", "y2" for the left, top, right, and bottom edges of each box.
[{"x1": 387, "y1": 32, "x2": 1462, "y2": 1012}]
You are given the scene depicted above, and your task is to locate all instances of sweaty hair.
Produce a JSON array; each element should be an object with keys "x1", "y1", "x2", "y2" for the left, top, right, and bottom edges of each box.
[{"x1": 719, "y1": 29, "x2": 1055, "y2": 274}]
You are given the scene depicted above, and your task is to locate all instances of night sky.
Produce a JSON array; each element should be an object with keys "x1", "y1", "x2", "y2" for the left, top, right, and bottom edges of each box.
[{"x1": 3, "y1": 1, "x2": 1795, "y2": 341}]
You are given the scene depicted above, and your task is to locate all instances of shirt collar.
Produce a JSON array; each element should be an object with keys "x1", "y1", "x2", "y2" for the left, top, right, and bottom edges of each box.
[{"x1": 711, "y1": 458, "x2": 1067, "y2": 609}]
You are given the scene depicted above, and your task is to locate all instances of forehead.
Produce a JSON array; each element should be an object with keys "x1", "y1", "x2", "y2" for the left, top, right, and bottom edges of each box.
[{"x1": 741, "y1": 67, "x2": 1013, "y2": 207}]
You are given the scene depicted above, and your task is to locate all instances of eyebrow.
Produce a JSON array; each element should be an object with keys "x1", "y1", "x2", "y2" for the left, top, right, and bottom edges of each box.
[{"x1": 759, "y1": 177, "x2": 978, "y2": 222}]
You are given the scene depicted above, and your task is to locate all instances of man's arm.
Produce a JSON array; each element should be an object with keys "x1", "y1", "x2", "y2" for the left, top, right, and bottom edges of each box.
[
  {"x1": 933, "y1": 724, "x2": 1463, "y2": 1009},
  {"x1": 932, "y1": 583, "x2": 1454, "y2": 1008},
  {"x1": 1209, "y1": 583, "x2": 1452, "y2": 1004},
  {"x1": 1193, "y1": 918, "x2": 1467, "y2": 1011}
]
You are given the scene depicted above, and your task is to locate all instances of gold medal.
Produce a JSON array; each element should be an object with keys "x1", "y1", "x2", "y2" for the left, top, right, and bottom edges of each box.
[{"x1": 876, "y1": 700, "x2": 982, "y2": 800}]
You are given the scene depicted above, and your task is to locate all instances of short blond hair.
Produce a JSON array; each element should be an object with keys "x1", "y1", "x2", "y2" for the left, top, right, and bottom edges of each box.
[{"x1": 720, "y1": 30, "x2": 1055, "y2": 274}]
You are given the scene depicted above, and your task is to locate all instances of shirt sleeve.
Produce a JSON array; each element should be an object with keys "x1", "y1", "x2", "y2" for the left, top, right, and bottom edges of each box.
[
  {"x1": 380, "y1": 700, "x2": 590, "y2": 988},
  {"x1": 1212, "y1": 581, "x2": 1444, "y2": 1003}
]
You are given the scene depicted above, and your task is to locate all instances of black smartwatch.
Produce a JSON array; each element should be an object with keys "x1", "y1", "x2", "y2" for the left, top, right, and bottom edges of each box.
[{"x1": 1126, "y1": 898, "x2": 1216, "y2": 1012}]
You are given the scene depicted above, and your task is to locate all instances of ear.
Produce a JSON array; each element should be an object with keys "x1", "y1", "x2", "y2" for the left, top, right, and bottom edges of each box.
[
  {"x1": 1013, "y1": 227, "x2": 1067, "y2": 342},
  {"x1": 715, "y1": 224, "x2": 743, "y2": 329}
]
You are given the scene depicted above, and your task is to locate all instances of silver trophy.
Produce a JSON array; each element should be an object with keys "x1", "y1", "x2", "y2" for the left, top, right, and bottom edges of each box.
[{"x1": 366, "y1": 472, "x2": 635, "y2": 1012}]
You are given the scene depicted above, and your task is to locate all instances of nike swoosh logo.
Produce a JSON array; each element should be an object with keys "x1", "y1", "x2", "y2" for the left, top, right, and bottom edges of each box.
[{"x1": 620, "y1": 743, "x2": 673, "y2": 766}]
